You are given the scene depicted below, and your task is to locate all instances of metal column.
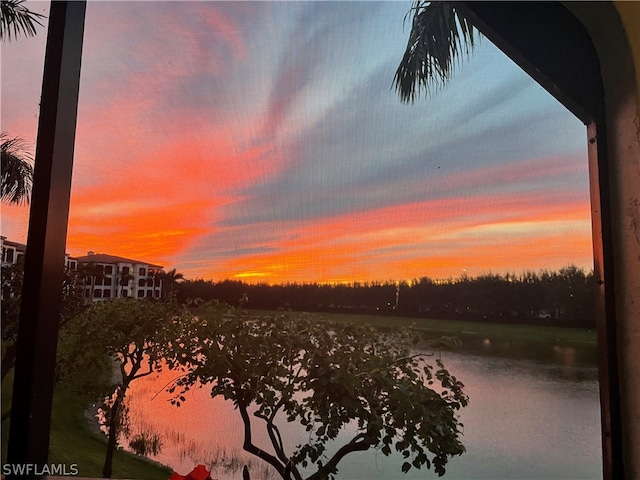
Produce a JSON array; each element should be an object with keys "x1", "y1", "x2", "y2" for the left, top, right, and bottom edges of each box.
[{"x1": 7, "y1": 0, "x2": 86, "y2": 469}]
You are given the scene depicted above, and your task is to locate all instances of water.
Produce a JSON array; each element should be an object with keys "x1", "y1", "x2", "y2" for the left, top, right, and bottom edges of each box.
[{"x1": 120, "y1": 337, "x2": 602, "y2": 479}]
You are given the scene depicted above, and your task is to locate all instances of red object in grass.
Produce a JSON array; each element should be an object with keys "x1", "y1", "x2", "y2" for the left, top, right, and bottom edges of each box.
[{"x1": 168, "y1": 464, "x2": 214, "y2": 480}]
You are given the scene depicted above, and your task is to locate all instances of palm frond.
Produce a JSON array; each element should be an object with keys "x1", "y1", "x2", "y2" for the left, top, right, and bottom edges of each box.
[
  {"x1": 1, "y1": 132, "x2": 34, "y2": 205},
  {"x1": 394, "y1": 1, "x2": 478, "y2": 103},
  {"x1": 1, "y1": 0, "x2": 45, "y2": 41}
]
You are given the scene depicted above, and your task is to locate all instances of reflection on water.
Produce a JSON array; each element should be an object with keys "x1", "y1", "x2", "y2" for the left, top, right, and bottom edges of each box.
[
  {"x1": 122, "y1": 338, "x2": 602, "y2": 480},
  {"x1": 123, "y1": 375, "x2": 275, "y2": 479},
  {"x1": 436, "y1": 351, "x2": 601, "y2": 480},
  {"x1": 461, "y1": 336, "x2": 598, "y2": 382}
]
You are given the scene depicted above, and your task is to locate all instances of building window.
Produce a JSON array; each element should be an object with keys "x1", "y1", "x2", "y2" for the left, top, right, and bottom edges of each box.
[
  {"x1": 95, "y1": 278, "x2": 103, "y2": 286},
  {"x1": 121, "y1": 266, "x2": 130, "y2": 275},
  {"x1": 139, "y1": 267, "x2": 146, "y2": 276},
  {"x1": 94, "y1": 289, "x2": 102, "y2": 298},
  {"x1": 104, "y1": 277, "x2": 112, "y2": 286},
  {"x1": 137, "y1": 290, "x2": 145, "y2": 298},
  {"x1": 138, "y1": 279, "x2": 146, "y2": 287},
  {"x1": 148, "y1": 269, "x2": 154, "y2": 276},
  {"x1": 104, "y1": 265, "x2": 113, "y2": 274},
  {"x1": 121, "y1": 289, "x2": 128, "y2": 298},
  {"x1": 5, "y1": 249, "x2": 14, "y2": 263},
  {"x1": 103, "y1": 290, "x2": 111, "y2": 298},
  {"x1": 146, "y1": 290, "x2": 153, "y2": 298}
]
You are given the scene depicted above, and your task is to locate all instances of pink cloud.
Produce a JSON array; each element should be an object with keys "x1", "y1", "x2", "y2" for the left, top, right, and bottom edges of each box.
[
  {"x1": 197, "y1": 4, "x2": 247, "y2": 62},
  {"x1": 437, "y1": 154, "x2": 588, "y2": 192}
]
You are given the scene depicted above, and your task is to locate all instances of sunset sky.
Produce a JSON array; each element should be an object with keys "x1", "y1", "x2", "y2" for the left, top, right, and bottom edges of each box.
[{"x1": 1, "y1": 1, "x2": 593, "y2": 284}]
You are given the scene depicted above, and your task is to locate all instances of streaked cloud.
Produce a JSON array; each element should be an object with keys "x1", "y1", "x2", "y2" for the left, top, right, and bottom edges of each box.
[{"x1": 1, "y1": 1, "x2": 591, "y2": 283}]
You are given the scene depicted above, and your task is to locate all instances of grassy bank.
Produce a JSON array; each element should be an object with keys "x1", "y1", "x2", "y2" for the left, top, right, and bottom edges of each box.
[
  {"x1": 205, "y1": 307, "x2": 597, "y2": 347},
  {"x1": 1, "y1": 374, "x2": 172, "y2": 480}
]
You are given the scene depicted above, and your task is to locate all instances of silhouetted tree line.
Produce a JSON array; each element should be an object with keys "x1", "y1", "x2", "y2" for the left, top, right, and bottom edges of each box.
[{"x1": 176, "y1": 265, "x2": 595, "y2": 328}]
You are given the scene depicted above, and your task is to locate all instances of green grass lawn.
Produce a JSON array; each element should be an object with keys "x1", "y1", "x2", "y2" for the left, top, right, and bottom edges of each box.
[
  {"x1": 2, "y1": 373, "x2": 172, "y2": 480},
  {"x1": 206, "y1": 307, "x2": 596, "y2": 346}
]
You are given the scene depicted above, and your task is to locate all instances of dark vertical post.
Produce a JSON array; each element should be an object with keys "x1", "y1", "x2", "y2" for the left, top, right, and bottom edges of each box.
[
  {"x1": 7, "y1": 0, "x2": 86, "y2": 469},
  {"x1": 587, "y1": 120, "x2": 624, "y2": 480}
]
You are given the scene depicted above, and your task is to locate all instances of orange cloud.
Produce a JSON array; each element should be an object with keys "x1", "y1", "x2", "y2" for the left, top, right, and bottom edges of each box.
[
  {"x1": 187, "y1": 189, "x2": 592, "y2": 283},
  {"x1": 67, "y1": 196, "x2": 215, "y2": 263},
  {"x1": 66, "y1": 111, "x2": 287, "y2": 266},
  {"x1": 1, "y1": 204, "x2": 30, "y2": 245}
]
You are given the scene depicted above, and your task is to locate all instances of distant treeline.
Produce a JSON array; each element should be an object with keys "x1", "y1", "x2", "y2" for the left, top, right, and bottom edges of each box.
[{"x1": 176, "y1": 265, "x2": 595, "y2": 328}]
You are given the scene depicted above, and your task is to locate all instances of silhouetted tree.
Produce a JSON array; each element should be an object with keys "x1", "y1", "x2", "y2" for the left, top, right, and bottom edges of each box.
[
  {"x1": 394, "y1": 1, "x2": 478, "y2": 103},
  {"x1": 167, "y1": 311, "x2": 468, "y2": 479},
  {"x1": 78, "y1": 262, "x2": 104, "y2": 303},
  {"x1": 158, "y1": 268, "x2": 184, "y2": 303},
  {"x1": 1, "y1": 1, "x2": 45, "y2": 203},
  {"x1": 0, "y1": 0, "x2": 45, "y2": 41},
  {"x1": 71, "y1": 299, "x2": 185, "y2": 478},
  {"x1": 1, "y1": 133, "x2": 33, "y2": 204}
]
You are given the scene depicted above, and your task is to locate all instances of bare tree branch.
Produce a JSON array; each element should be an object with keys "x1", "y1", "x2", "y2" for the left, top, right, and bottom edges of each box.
[
  {"x1": 306, "y1": 433, "x2": 371, "y2": 480},
  {"x1": 238, "y1": 400, "x2": 287, "y2": 477}
]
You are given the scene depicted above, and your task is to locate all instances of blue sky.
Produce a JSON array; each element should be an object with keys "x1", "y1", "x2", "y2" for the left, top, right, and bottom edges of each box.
[{"x1": 1, "y1": 1, "x2": 592, "y2": 283}]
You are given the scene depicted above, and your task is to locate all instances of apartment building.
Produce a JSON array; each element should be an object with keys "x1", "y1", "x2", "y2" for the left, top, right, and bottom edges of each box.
[
  {"x1": 1, "y1": 237, "x2": 26, "y2": 268},
  {"x1": 1, "y1": 238, "x2": 164, "y2": 301},
  {"x1": 1, "y1": 237, "x2": 77, "y2": 270},
  {"x1": 73, "y1": 251, "x2": 164, "y2": 301}
]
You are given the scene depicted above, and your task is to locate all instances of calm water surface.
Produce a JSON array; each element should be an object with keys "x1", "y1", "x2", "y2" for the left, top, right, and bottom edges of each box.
[{"x1": 121, "y1": 338, "x2": 602, "y2": 479}]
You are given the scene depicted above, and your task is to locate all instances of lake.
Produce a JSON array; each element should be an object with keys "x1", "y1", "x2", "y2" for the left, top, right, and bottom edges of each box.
[{"x1": 120, "y1": 335, "x2": 602, "y2": 479}]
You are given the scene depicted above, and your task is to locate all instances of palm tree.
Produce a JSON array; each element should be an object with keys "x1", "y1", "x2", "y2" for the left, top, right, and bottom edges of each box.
[
  {"x1": 394, "y1": 1, "x2": 478, "y2": 103},
  {"x1": 118, "y1": 270, "x2": 134, "y2": 298},
  {"x1": 1, "y1": 1, "x2": 45, "y2": 204},
  {"x1": 1, "y1": 0, "x2": 45, "y2": 41},
  {"x1": 1, "y1": 133, "x2": 34, "y2": 205},
  {"x1": 78, "y1": 262, "x2": 105, "y2": 303},
  {"x1": 158, "y1": 268, "x2": 184, "y2": 303}
]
